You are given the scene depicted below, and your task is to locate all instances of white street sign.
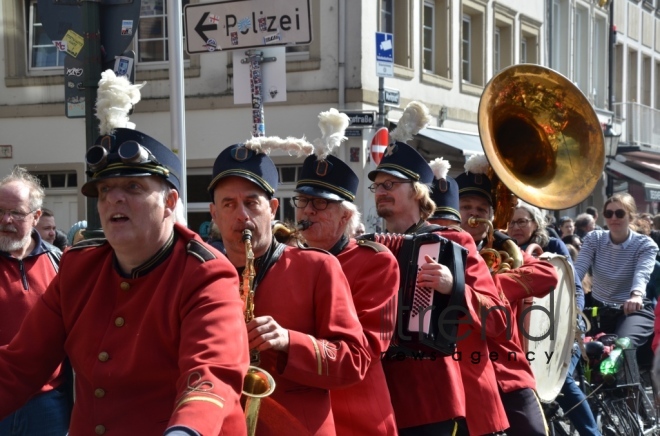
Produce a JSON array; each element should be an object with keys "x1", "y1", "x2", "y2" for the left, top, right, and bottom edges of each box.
[{"x1": 184, "y1": 0, "x2": 312, "y2": 54}]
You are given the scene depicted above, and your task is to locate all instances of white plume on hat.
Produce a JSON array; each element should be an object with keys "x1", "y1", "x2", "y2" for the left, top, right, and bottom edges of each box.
[
  {"x1": 464, "y1": 153, "x2": 490, "y2": 175},
  {"x1": 429, "y1": 157, "x2": 451, "y2": 180},
  {"x1": 312, "y1": 108, "x2": 350, "y2": 160},
  {"x1": 244, "y1": 135, "x2": 314, "y2": 157},
  {"x1": 95, "y1": 69, "x2": 145, "y2": 135},
  {"x1": 390, "y1": 101, "x2": 431, "y2": 143}
]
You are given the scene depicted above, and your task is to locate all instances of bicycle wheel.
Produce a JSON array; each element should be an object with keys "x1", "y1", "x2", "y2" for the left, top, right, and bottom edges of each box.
[{"x1": 599, "y1": 396, "x2": 643, "y2": 435}]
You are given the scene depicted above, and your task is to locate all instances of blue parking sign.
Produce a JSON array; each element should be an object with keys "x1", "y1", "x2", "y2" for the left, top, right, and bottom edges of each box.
[{"x1": 375, "y1": 32, "x2": 394, "y2": 77}]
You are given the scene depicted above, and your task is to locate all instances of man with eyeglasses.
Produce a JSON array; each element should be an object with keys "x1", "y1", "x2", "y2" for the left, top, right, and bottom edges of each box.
[
  {"x1": 293, "y1": 151, "x2": 399, "y2": 435},
  {"x1": 456, "y1": 161, "x2": 558, "y2": 436},
  {"x1": 368, "y1": 140, "x2": 507, "y2": 435},
  {"x1": 0, "y1": 166, "x2": 69, "y2": 436},
  {"x1": 0, "y1": 128, "x2": 251, "y2": 435},
  {"x1": 208, "y1": 141, "x2": 370, "y2": 435}
]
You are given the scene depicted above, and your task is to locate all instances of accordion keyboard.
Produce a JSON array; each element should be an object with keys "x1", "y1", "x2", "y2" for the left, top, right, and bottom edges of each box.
[{"x1": 408, "y1": 242, "x2": 440, "y2": 334}]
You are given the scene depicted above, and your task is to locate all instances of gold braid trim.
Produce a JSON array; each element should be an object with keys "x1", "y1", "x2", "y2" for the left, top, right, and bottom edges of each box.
[
  {"x1": 175, "y1": 395, "x2": 224, "y2": 411},
  {"x1": 308, "y1": 335, "x2": 323, "y2": 375}
]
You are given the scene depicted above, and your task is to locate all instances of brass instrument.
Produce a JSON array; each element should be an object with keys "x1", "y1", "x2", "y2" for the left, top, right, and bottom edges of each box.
[
  {"x1": 241, "y1": 229, "x2": 275, "y2": 436},
  {"x1": 478, "y1": 64, "x2": 605, "y2": 226},
  {"x1": 467, "y1": 216, "x2": 522, "y2": 274},
  {"x1": 272, "y1": 220, "x2": 310, "y2": 245}
]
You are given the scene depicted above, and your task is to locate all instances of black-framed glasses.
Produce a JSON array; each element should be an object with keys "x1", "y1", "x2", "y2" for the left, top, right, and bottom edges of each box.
[
  {"x1": 604, "y1": 209, "x2": 626, "y2": 219},
  {"x1": 292, "y1": 196, "x2": 339, "y2": 211},
  {"x1": 508, "y1": 218, "x2": 532, "y2": 228},
  {"x1": 368, "y1": 180, "x2": 413, "y2": 193},
  {"x1": 0, "y1": 208, "x2": 35, "y2": 222}
]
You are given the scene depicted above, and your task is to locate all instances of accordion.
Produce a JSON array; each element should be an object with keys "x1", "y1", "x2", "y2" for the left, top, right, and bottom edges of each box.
[{"x1": 359, "y1": 231, "x2": 468, "y2": 356}]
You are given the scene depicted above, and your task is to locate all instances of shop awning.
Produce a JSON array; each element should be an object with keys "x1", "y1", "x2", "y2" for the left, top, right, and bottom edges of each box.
[
  {"x1": 607, "y1": 159, "x2": 660, "y2": 201},
  {"x1": 415, "y1": 126, "x2": 484, "y2": 156}
]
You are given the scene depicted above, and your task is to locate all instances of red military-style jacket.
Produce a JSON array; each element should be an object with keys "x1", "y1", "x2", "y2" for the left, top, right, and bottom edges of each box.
[
  {"x1": 252, "y1": 242, "x2": 370, "y2": 435},
  {"x1": 383, "y1": 224, "x2": 507, "y2": 430},
  {"x1": 330, "y1": 238, "x2": 399, "y2": 436},
  {"x1": 490, "y1": 251, "x2": 558, "y2": 393},
  {"x1": 0, "y1": 230, "x2": 64, "y2": 397},
  {"x1": 0, "y1": 224, "x2": 250, "y2": 435}
]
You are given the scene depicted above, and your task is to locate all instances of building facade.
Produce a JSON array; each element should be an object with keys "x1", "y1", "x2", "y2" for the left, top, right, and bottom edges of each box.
[{"x1": 4, "y1": 1, "x2": 616, "y2": 235}]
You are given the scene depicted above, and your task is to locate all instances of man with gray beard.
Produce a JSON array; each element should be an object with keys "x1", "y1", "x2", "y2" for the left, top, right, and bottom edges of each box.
[{"x1": 0, "y1": 167, "x2": 69, "y2": 435}]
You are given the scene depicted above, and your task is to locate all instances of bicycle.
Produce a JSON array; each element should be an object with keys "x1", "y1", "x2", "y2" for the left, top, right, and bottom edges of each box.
[{"x1": 545, "y1": 304, "x2": 659, "y2": 435}]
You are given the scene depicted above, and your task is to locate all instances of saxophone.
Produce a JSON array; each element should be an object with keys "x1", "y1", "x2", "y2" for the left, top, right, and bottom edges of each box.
[{"x1": 241, "y1": 229, "x2": 275, "y2": 436}]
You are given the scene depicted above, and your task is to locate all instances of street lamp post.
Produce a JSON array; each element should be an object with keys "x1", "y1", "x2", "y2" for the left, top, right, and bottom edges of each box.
[{"x1": 603, "y1": 120, "x2": 622, "y2": 198}]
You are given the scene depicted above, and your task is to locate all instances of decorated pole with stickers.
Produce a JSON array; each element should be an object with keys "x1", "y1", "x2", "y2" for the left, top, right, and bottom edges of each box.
[{"x1": 241, "y1": 50, "x2": 276, "y2": 137}]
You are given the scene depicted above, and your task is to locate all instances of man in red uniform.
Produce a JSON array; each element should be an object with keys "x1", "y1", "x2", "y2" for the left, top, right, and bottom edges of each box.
[
  {"x1": 427, "y1": 161, "x2": 509, "y2": 435},
  {"x1": 294, "y1": 151, "x2": 399, "y2": 435},
  {"x1": 456, "y1": 165, "x2": 557, "y2": 435},
  {"x1": 0, "y1": 128, "x2": 250, "y2": 435},
  {"x1": 0, "y1": 167, "x2": 69, "y2": 436},
  {"x1": 369, "y1": 140, "x2": 506, "y2": 435},
  {"x1": 209, "y1": 141, "x2": 370, "y2": 435}
]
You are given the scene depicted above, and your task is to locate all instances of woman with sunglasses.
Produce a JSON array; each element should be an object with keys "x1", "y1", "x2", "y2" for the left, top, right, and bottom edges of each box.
[
  {"x1": 574, "y1": 193, "x2": 658, "y2": 350},
  {"x1": 507, "y1": 200, "x2": 600, "y2": 436}
]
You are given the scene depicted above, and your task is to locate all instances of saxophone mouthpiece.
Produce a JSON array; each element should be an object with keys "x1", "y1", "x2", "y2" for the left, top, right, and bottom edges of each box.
[
  {"x1": 296, "y1": 220, "x2": 311, "y2": 231},
  {"x1": 242, "y1": 229, "x2": 253, "y2": 241}
]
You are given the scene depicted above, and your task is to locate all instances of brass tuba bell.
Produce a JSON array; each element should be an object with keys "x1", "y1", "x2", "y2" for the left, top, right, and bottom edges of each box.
[{"x1": 478, "y1": 64, "x2": 605, "y2": 214}]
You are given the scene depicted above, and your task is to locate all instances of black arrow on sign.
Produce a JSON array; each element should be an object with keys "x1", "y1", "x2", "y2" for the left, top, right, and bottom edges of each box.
[{"x1": 195, "y1": 12, "x2": 217, "y2": 42}]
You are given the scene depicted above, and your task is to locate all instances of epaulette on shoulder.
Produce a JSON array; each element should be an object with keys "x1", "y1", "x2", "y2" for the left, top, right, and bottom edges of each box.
[
  {"x1": 68, "y1": 238, "x2": 108, "y2": 251},
  {"x1": 298, "y1": 245, "x2": 331, "y2": 255},
  {"x1": 356, "y1": 239, "x2": 389, "y2": 253},
  {"x1": 187, "y1": 239, "x2": 217, "y2": 263}
]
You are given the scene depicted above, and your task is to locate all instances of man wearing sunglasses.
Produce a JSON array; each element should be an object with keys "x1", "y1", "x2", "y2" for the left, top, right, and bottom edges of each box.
[
  {"x1": 293, "y1": 151, "x2": 399, "y2": 435},
  {"x1": 368, "y1": 140, "x2": 506, "y2": 435},
  {"x1": 0, "y1": 128, "x2": 250, "y2": 436},
  {"x1": 0, "y1": 167, "x2": 68, "y2": 436}
]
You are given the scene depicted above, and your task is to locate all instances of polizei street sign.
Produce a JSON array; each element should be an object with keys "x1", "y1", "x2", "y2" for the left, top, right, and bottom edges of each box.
[{"x1": 184, "y1": 0, "x2": 312, "y2": 53}]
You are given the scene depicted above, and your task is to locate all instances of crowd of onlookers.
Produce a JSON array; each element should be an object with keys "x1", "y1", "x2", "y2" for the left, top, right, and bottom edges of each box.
[
  {"x1": 546, "y1": 206, "x2": 660, "y2": 302},
  {"x1": 33, "y1": 208, "x2": 87, "y2": 253}
]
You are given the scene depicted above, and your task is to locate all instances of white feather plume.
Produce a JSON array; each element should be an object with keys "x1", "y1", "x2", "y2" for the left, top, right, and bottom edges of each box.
[
  {"x1": 390, "y1": 101, "x2": 431, "y2": 143},
  {"x1": 464, "y1": 153, "x2": 490, "y2": 175},
  {"x1": 429, "y1": 157, "x2": 451, "y2": 180},
  {"x1": 245, "y1": 136, "x2": 314, "y2": 157},
  {"x1": 95, "y1": 69, "x2": 145, "y2": 135},
  {"x1": 313, "y1": 109, "x2": 350, "y2": 160}
]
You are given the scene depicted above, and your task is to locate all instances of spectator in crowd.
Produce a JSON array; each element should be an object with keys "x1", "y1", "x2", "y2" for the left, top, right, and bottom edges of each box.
[
  {"x1": 577, "y1": 193, "x2": 657, "y2": 351},
  {"x1": 545, "y1": 213, "x2": 561, "y2": 238},
  {"x1": 36, "y1": 208, "x2": 57, "y2": 245},
  {"x1": 352, "y1": 222, "x2": 366, "y2": 237},
  {"x1": 508, "y1": 201, "x2": 598, "y2": 435},
  {"x1": 586, "y1": 206, "x2": 603, "y2": 230},
  {"x1": 558, "y1": 215, "x2": 575, "y2": 237},
  {"x1": 52, "y1": 229, "x2": 69, "y2": 251},
  {"x1": 574, "y1": 212, "x2": 596, "y2": 239},
  {"x1": 0, "y1": 167, "x2": 69, "y2": 435},
  {"x1": 562, "y1": 234, "x2": 582, "y2": 252}
]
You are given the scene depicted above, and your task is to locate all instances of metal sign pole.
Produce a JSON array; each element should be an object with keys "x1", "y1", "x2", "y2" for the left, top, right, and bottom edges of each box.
[
  {"x1": 241, "y1": 50, "x2": 275, "y2": 137},
  {"x1": 82, "y1": 0, "x2": 103, "y2": 238}
]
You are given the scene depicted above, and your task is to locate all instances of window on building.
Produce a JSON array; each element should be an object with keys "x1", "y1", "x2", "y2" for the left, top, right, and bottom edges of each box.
[
  {"x1": 27, "y1": 0, "x2": 65, "y2": 71},
  {"x1": 593, "y1": 15, "x2": 607, "y2": 108},
  {"x1": 520, "y1": 37, "x2": 527, "y2": 64},
  {"x1": 642, "y1": 55, "x2": 652, "y2": 106},
  {"x1": 462, "y1": 15, "x2": 471, "y2": 83},
  {"x1": 34, "y1": 172, "x2": 78, "y2": 188},
  {"x1": 551, "y1": 0, "x2": 570, "y2": 76},
  {"x1": 461, "y1": 1, "x2": 484, "y2": 87},
  {"x1": 655, "y1": 61, "x2": 660, "y2": 109},
  {"x1": 494, "y1": 27, "x2": 501, "y2": 72},
  {"x1": 135, "y1": 0, "x2": 190, "y2": 65},
  {"x1": 381, "y1": 0, "x2": 393, "y2": 33},
  {"x1": 573, "y1": 5, "x2": 589, "y2": 95},
  {"x1": 423, "y1": 2, "x2": 435, "y2": 72}
]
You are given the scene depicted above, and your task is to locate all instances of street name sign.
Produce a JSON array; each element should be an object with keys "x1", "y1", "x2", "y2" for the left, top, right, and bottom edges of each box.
[
  {"x1": 384, "y1": 88, "x2": 400, "y2": 107},
  {"x1": 342, "y1": 111, "x2": 376, "y2": 128},
  {"x1": 184, "y1": 0, "x2": 312, "y2": 54}
]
